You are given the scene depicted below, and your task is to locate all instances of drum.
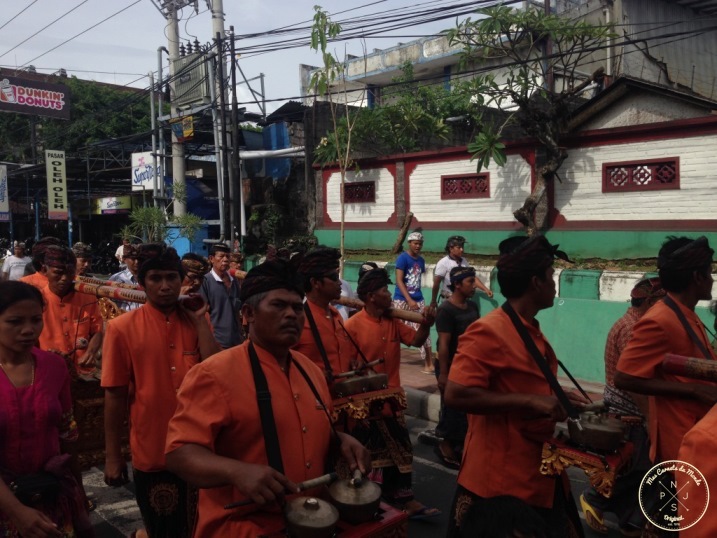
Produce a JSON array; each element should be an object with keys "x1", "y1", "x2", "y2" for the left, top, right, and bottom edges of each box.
[
  {"x1": 257, "y1": 501, "x2": 408, "y2": 538},
  {"x1": 540, "y1": 435, "x2": 634, "y2": 498},
  {"x1": 331, "y1": 372, "x2": 389, "y2": 399},
  {"x1": 331, "y1": 386, "x2": 407, "y2": 422}
]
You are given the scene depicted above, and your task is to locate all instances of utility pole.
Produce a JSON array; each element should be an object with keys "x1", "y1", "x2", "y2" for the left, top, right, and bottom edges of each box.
[
  {"x1": 230, "y1": 28, "x2": 242, "y2": 248},
  {"x1": 151, "y1": 0, "x2": 193, "y2": 216},
  {"x1": 167, "y1": 2, "x2": 186, "y2": 216},
  {"x1": 207, "y1": 0, "x2": 233, "y2": 243},
  {"x1": 216, "y1": 32, "x2": 231, "y2": 243}
]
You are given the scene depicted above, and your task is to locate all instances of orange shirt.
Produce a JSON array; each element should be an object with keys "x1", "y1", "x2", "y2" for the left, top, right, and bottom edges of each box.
[
  {"x1": 616, "y1": 295, "x2": 717, "y2": 463},
  {"x1": 38, "y1": 288, "x2": 102, "y2": 375},
  {"x1": 20, "y1": 271, "x2": 47, "y2": 289},
  {"x1": 677, "y1": 405, "x2": 717, "y2": 537},
  {"x1": 165, "y1": 342, "x2": 333, "y2": 538},
  {"x1": 293, "y1": 300, "x2": 354, "y2": 376},
  {"x1": 343, "y1": 309, "x2": 415, "y2": 389},
  {"x1": 101, "y1": 304, "x2": 202, "y2": 472},
  {"x1": 448, "y1": 307, "x2": 559, "y2": 509}
]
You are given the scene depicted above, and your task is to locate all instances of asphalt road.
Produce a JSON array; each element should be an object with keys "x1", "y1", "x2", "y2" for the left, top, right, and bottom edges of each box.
[{"x1": 84, "y1": 416, "x2": 627, "y2": 537}]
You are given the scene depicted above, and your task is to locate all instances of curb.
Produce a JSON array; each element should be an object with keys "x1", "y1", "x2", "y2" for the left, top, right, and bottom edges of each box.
[{"x1": 404, "y1": 386, "x2": 441, "y2": 423}]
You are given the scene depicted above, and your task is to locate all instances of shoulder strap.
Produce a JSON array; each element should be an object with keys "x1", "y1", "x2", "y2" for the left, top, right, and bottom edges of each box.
[
  {"x1": 247, "y1": 342, "x2": 284, "y2": 474},
  {"x1": 663, "y1": 296, "x2": 713, "y2": 360},
  {"x1": 336, "y1": 317, "x2": 371, "y2": 367},
  {"x1": 501, "y1": 302, "x2": 579, "y2": 420},
  {"x1": 303, "y1": 302, "x2": 335, "y2": 381}
]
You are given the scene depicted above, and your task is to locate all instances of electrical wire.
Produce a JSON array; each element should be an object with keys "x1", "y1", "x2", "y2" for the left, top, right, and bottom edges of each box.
[
  {"x1": 184, "y1": 6, "x2": 211, "y2": 41},
  {"x1": 228, "y1": 24, "x2": 717, "y2": 107},
  {"x1": 19, "y1": 0, "x2": 144, "y2": 68},
  {"x1": 1, "y1": 20, "x2": 711, "y2": 151},
  {"x1": 0, "y1": 65, "x2": 147, "y2": 77},
  {"x1": 0, "y1": 0, "x2": 89, "y2": 60},
  {"x1": 0, "y1": 0, "x2": 40, "y2": 32},
  {"x1": 4, "y1": 7, "x2": 717, "y2": 151}
]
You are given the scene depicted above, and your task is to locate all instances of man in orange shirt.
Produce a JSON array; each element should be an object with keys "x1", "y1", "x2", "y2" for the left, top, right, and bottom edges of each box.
[
  {"x1": 20, "y1": 236, "x2": 62, "y2": 289},
  {"x1": 165, "y1": 259, "x2": 370, "y2": 538},
  {"x1": 102, "y1": 244, "x2": 220, "y2": 538},
  {"x1": 37, "y1": 245, "x2": 102, "y2": 376},
  {"x1": 343, "y1": 266, "x2": 438, "y2": 519},
  {"x1": 615, "y1": 236, "x2": 717, "y2": 465},
  {"x1": 293, "y1": 247, "x2": 354, "y2": 380},
  {"x1": 345, "y1": 266, "x2": 433, "y2": 389},
  {"x1": 445, "y1": 235, "x2": 587, "y2": 537},
  {"x1": 677, "y1": 404, "x2": 717, "y2": 537}
]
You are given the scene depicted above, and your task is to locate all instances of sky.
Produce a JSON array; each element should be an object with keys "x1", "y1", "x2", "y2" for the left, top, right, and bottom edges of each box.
[{"x1": 0, "y1": 0, "x2": 490, "y2": 115}]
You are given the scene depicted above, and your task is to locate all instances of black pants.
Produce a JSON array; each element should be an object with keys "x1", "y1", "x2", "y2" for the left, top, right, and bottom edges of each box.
[
  {"x1": 446, "y1": 481, "x2": 585, "y2": 538},
  {"x1": 133, "y1": 468, "x2": 197, "y2": 538},
  {"x1": 434, "y1": 361, "x2": 468, "y2": 451}
]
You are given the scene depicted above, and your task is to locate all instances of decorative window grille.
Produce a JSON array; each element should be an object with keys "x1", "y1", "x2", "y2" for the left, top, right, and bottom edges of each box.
[
  {"x1": 343, "y1": 181, "x2": 376, "y2": 203},
  {"x1": 603, "y1": 158, "x2": 679, "y2": 193},
  {"x1": 441, "y1": 173, "x2": 490, "y2": 199}
]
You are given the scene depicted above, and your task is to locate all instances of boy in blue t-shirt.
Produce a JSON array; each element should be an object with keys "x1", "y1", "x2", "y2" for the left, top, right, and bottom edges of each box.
[{"x1": 393, "y1": 231, "x2": 434, "y2": 373}]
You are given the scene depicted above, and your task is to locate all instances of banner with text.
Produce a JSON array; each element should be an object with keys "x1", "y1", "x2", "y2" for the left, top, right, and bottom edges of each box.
[
  {"x1": 45, "y1": 150, "x2": 68, "y2": 220},
  {"x1": 93, "y1": 196, "x2": 132, "y2": 215},
  {"x1": 131, "y1": 151, "x2": 161, "y2": 192},
  {"x1": 0, "y1": 165, "x2": 9, "y2": 222},
  {"x1": 0, "y1": 75, "x2": 70, "y2": 120}
]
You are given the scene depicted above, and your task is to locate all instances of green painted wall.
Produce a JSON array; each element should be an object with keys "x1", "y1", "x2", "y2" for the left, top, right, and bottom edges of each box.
[{"x1": 315, "y1": 229, "x2": 717, "y2": 259}]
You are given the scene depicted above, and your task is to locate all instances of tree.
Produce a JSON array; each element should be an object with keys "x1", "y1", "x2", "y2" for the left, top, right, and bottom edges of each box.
[
  {"x1": 312, "y1": 63, "x2": 458, "y2": 164},
  {"x1": 447, "y1": 5, "x2": 615, "y2": 234},
  {"x1": 309, "y1": 5, "x2": 365, "y2": 273},
  {"x1": 120, "y1": 182, "x2": 202, "y2": 244}
]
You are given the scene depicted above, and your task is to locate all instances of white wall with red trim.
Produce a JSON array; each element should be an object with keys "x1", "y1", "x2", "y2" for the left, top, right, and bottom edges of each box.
[
  {"x1": 555, "y1": 134, "x2": 717, "y2": 221},
  {"x1": 325, "y1": 166, "x2": 396, "y2": 223},
  {"x1": 316, "y1": 116, "x2": 717, "y2": 236},
  {"x1": 407, "y1": 155, "x2": 532, "y2": 223}
]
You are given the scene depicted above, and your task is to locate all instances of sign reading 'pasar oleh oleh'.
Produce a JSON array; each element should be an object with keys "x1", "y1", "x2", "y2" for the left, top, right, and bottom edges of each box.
[{"x1": 45, "y1": 150, "x2": 68, "y2": 220}]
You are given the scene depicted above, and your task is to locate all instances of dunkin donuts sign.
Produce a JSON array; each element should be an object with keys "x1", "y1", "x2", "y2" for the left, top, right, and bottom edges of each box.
[{"x1": 0, "y1": 75, "x2": 70, "y2": 120}]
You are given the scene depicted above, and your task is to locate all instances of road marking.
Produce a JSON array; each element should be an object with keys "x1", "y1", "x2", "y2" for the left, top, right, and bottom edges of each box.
[{"x1": 413, "y1": 455, "x2": 459, "y2": 475}]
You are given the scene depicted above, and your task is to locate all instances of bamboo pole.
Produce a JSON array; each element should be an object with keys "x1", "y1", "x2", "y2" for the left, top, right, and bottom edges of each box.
[{"x1": 74, "y1": 280, "x2": 425, "y2": 323}]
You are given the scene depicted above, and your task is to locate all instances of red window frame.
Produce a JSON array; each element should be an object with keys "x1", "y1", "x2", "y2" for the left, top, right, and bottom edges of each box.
[
  {"x1": 602, "y1": 157, "x2": 680, "y2": 193},
  {"x1": 343, "y1": 181, "x2": 376, "y2": 203},
  {"x1": 441, "y1": 172, "x2": 490, "y2": 200}
]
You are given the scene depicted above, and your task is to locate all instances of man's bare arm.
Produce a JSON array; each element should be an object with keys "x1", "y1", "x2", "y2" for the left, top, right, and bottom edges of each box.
[
  {"x1": 615, "y1": 371, "x2": 717, "y2": 405},
  {"x1": 444, "y1": 380, "x2": 567, "y2": 421}
]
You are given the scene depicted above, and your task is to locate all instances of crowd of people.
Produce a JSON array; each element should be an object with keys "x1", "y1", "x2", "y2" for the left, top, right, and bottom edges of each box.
[{"x1": 0, "y1": 231, "x2": 715, "y2": 537}]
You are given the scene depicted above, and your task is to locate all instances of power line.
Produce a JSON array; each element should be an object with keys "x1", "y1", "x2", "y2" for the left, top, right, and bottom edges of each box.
[
  {"x1": 0, "y1": 0, "x2": 89, "y2": 61},
  {"x1": 0, "y1": 0, "x2": 40, "y2": 32},
  {"x1": 0, "y1": 64, "x2": 147, "y2": 77},
  {"x1": 19, "y1": 0, "x2": 144, "y2": 68},
  {"x1": 4, "y1": 10, "x2": 717, "y2": 151}
]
